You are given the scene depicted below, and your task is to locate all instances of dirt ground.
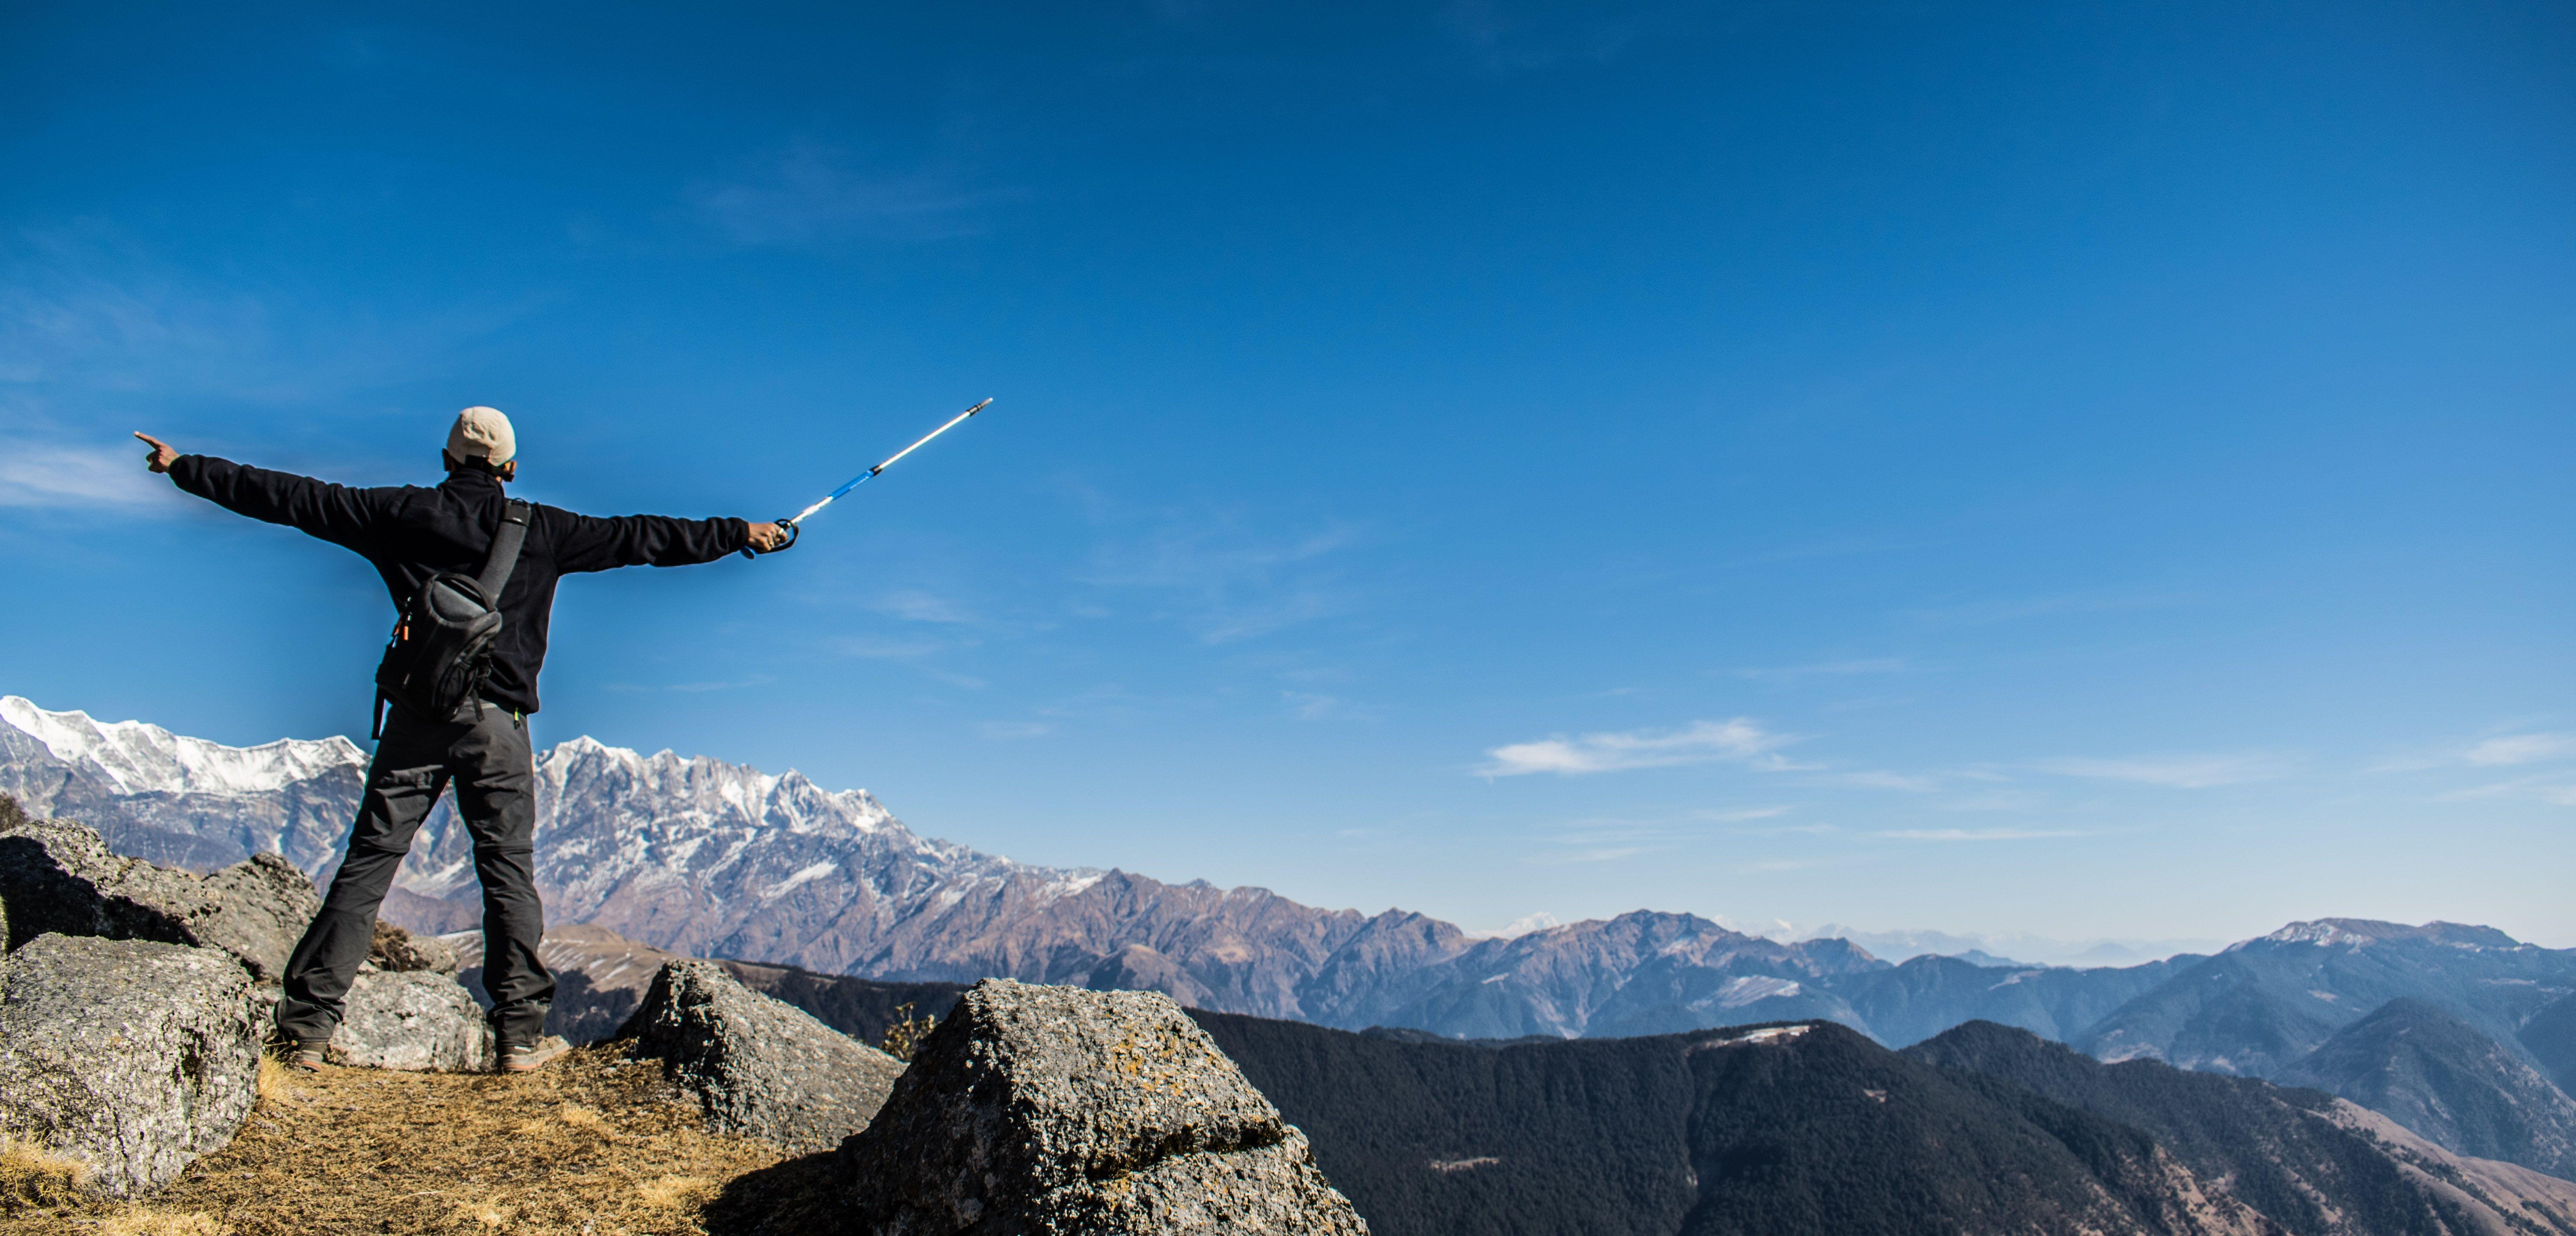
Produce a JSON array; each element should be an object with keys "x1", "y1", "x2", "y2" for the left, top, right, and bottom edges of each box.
[{"x1": 1, "y1": 1048, "x2": 844, "y2": 1236}]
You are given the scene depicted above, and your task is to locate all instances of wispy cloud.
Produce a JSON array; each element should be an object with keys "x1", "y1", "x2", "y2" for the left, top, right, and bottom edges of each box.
[
  {"x1": 0, "y1": 225, "x2": 544, "y2": 404},
  {"x1": 1732, "y1": 658, "x2": 1910, "y2": 683},
  {"x1": 1695, "y1": 805, "x2": 1794, "y2": 823},
  {"x1": 0, "y1": 439, "x2": 185, "y2": 512},
  {"x1": 1737, "y1": 858, "x2": 1827, "y2": 872},
  {"x1": 1282, "y1": 691, "x2": 1373, "y2": 722},
  {"x1": 2034, "y1": 753, "x2": 2287, "y2": 788},
  {"x1": 605, "y1": 674, "x2": 775, "y2": 694},
  {"x1": 1874, "y1": 828, "x2": 2089, "y2": 842},
  {"x1": 1904, "y1": 589, "x2": 2188, "y2": 627},
  {"x1": 868, "y1": 589, "x2": 978, "y2": 624},
  {"x1": 2368, "y1": 728, "x2": 2576, "y2": 773},
  {"x1": 2462, "y1": 733, "x2": 2576, "y2": 767},
  {"x1": 2442, "y1": 775, "x2": 2576, "y2": 807},
  {"x1": 1480, "y1": 717, "x2": 1802, "y2": 777},
  {"x1": 1822, "y1": 770, "x2": 1944, "y2": 793},
  {"x1": 1082, "y1": 508, "x2": 1362, "y2": 644},
  {"x1": 828, "y1": 634, "x2": 984, "y2": 689},
  {"x1": 1528, "y1": 845, "x2": 1649, "y2": 865},
  {"x1": 690, "y1": 140, "x2": 996, "y2": 247}
]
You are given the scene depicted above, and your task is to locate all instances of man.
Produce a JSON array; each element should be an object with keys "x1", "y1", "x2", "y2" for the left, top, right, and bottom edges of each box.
[{"x1": 137, "y1": 408, "x2": 790, "y2": 1073}]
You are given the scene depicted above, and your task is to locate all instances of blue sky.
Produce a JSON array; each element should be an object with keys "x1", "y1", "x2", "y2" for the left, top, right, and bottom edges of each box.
[{"x1": 3, "y1": 0, "x2": 2570, "y2": 949}]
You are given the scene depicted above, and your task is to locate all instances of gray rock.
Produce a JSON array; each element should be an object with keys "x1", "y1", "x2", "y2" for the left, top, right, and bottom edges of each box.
[
  {"x1": 0, "y1": 932, "x2": 258, "y2": 1196},
  {"x1": 248, "y1": 982, "x2": 282, "y2": 1037},
  {"x1": 0, "y1": 814, "x2": 319, "y2": 980},
  {"x1": 843, "y1": 978, "x2": 1368, "y2": 1235},
  {"x1": 194, "y1": 851, "x2": 322, "y2": 979},
  {"x1": 370, "y1": 918, "x2": 462, "y2": 974},
  {"x1": 621, "y1": 959, "x2": 907, "y2": 1152},
  {"x1": 331, "y1": 969, "x2": 494, "y2": 1072}
]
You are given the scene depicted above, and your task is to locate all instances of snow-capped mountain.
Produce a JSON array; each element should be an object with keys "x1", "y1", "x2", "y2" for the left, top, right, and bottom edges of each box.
[
  {"x1": 0, "y1": 695, "x2": 368, "y2": 875},
  {"x1": 0, "y1": 695, "x2": 1901, "y2": 1033},
  {"x1": 20, "y1": 696, "x2": 2565, "y2": 1056}
]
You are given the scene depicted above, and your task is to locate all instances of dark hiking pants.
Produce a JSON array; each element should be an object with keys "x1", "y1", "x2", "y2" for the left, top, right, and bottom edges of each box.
[{"x1": 275, "y1": 698, "x2": 553, "y2": 1046}]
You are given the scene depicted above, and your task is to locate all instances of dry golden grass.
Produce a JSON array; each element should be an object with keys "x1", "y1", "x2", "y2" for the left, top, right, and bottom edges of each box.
[
  {"x1": 0, "y1": 1047, "x2": 840, "y2": 1236},
  {"x1": 1, "y1": 1136, "x2": 94, "y2": 1213}
]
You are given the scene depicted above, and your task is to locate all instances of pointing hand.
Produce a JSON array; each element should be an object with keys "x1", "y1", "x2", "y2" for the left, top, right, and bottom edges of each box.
[{"x1": 135, "y1": 432, "x2": 179, "y2": 474}]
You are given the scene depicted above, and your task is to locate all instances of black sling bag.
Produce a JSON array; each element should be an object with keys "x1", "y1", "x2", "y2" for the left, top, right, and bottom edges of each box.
[{"x1": 372, "y1": 499, "x2": 532, "y2": 737}]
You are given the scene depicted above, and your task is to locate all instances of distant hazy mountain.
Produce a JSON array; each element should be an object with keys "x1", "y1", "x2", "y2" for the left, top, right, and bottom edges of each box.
[
  {"x1": 1833, "y1": 952, "x2": 2207, "y2": 1049},
  {"x1": 2278, "y1": 998, "x2": 2576, "y2": 1181},
  {"x1": 2527, "y1": 992, "x2": 2576, "y2": 1097},
  {"x1": 2076, "y1": 918, "x2": 2576, "y2": 1079},
  {"x1": 1370, "y1": 910, "x2": 1882, "y2": 1040},
  {"x1": 1908, "y1": 1020, "x2": 2576, "y2": 1233},
  {"x1": 1801, "y1": 923, "x2": 2221, "y2": 968}
]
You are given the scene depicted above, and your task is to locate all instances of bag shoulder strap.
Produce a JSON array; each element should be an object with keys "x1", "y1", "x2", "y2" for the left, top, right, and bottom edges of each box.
[{"x1": 474, "y1": 499, "x2": 533, "y2": 599}]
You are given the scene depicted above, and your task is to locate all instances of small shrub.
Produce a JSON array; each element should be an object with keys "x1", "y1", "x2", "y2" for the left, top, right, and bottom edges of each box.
[{"x1": 879, "y1": 1002, "x2": 937, "y2": 1062}]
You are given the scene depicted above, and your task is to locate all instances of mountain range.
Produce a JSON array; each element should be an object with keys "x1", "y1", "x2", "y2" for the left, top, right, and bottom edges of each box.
[
  {"x1": 1202, "y1": 1011, "x2": 2576, "y2": 1235},
  {"x1": 2278, "y1": 997, "x2": 2576, "y2": 1181},
  {"x1": 557, "y1": 953, "x2": 2576, "y2": 1235},
  {"x1": 0, "y1": 694, "x2": 2122, "y2": 1041},
  {"x1": 9, "y1": 691, "x2": 2576, "y2": 1188}
]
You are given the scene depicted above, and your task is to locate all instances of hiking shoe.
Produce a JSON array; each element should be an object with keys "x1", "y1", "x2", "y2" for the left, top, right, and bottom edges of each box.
[
  {"x1": 279, "y1": 1039, "x2": 328, "y2": 1071},
  {"x1": 499, "y1": 1036, "x2": 571, "y2": 1074}
]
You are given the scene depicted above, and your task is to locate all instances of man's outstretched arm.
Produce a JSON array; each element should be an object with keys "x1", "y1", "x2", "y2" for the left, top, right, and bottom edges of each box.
[
  {"x1": 552, "y1": 507, "x2": 787, "y2": 572},
  {"x1": 138, "y1": 432, "x2": 385, "y2": 548}
]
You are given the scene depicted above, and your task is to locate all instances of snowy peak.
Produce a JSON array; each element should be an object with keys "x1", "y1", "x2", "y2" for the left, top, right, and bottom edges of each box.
[
  {"x1": 0, "y1": 694, "x2": 363, "y2": 795},
  {"x1": 2246, "y1": 918, "x2": 2527, "y2": 951},
  {"x1": 533, "y1": 734, "x2": 893, "y2": 836}
]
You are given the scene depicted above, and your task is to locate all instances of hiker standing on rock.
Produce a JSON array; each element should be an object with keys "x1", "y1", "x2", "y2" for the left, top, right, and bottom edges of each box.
[{"x1": 137, "y1": 408, "x2": 790, "y2": 1073}]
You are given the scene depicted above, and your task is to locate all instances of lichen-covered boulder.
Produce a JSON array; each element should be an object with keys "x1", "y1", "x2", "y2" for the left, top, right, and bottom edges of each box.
[
  {"x1": 331, "y1": 969, "x2": 493, "y2": 1072},
  {"x1": 843, "y1": 978, "x2": 1369, "y2": 1235},
  {"x1": 0, "y1": 933, "x2": 258, "y2": 1196},
  {"x1": 621, "y1": 959, "x2": 906, "y2": 1152},
  {"x1": 0, "y1": 815, "x2": 318, "y2": 980}
]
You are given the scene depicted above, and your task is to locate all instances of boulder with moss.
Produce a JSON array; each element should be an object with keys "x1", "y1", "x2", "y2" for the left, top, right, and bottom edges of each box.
[
  {"x1": 0, "y1": 932, "x2": 258, "y2": 1196},
  {"x1": 842, "y1": 978, "x2": 1368, "y2": 1234}
]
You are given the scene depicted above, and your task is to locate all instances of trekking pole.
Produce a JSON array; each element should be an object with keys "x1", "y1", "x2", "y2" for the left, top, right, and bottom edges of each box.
[{"x1": 747, "y1": 398, "x2": 994, "y2": 557}]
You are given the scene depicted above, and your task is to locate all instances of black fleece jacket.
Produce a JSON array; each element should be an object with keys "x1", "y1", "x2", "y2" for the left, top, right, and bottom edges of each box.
[{"x1": 169, "y1": 456, "x2": 748, "y2": 714}]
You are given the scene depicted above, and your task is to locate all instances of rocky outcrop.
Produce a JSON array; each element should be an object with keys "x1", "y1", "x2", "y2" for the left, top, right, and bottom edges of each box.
[
  {"x1": 331, "y1": 969, "x2": 494, "y2": 1072},
  {"x1": 0, "y1": 932, "x2": 258, "y2": 1196},
  {"x1": 843, "y1": 978, "x2": 1368, "y2": 1234},
  {"x1": 0, "y1": 814, "x2": 318, "y2": 980},
  {"x1": 621, "y1": 959, "x2": 905, "y2": 1152},
  {"x1": 370, "y1": 918, "x2": 463, "y2": 974}
]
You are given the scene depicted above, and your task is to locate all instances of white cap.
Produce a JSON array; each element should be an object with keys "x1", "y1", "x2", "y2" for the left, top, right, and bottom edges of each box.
[{"x1": 447, "y1": 406, "x2": 516, "y2": 466}]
